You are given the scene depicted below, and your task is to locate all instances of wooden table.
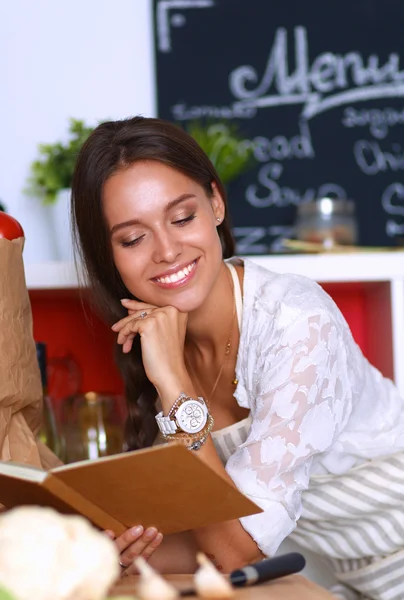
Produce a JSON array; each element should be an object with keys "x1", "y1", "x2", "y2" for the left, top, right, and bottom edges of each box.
[{"x1": 111, "y1": 574, "x2": 336, "y2": 599}]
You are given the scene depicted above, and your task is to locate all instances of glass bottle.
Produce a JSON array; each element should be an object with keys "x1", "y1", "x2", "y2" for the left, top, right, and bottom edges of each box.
[{"x1": 36, "y1": 342, "x2": 61, "y2": 457}]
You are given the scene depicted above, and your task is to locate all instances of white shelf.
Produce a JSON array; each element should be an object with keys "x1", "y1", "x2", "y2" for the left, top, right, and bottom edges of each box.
[
  {"x1": 251, "y1": 251, "x2": 404, "y2": 283},
  {"x1": 24, "y1": 251, "x2": 404, "y2": 289},
  {"x1": 25, "y1": 251, "x2": 404, "y2": 397},
  {"x1": 25, "y1": 261, "x2": 81, "y2": 290}
]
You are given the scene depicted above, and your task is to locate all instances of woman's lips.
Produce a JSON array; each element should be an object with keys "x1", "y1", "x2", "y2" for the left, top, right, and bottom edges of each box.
[{"x1": 151, "y1": 259, "x2": 198, "y2": 289}]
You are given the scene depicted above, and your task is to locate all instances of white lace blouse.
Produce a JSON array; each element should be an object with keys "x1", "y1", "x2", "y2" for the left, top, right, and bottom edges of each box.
[{"x1": 226, "y1": 258, "x2": 404, "y2": 558}]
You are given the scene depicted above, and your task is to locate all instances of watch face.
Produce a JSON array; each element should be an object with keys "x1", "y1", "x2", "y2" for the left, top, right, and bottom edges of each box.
[{"x1": 176, "y1": 400, "x2": 208, "y2": 434}]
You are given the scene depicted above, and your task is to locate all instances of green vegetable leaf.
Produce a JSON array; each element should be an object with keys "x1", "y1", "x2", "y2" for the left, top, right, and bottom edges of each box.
[{"x1": 0, "y1": 584, "x2": 17, "y2": 600}]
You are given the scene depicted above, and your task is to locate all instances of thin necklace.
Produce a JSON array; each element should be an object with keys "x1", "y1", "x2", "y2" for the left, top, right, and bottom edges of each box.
[{"x1": 186, "y1": 269, "x2": 238, "y2": 404}]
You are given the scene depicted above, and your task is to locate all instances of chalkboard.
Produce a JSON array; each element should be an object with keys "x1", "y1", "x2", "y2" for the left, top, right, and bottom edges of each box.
[{"x1": 152, "y1": 0, "x2": 404, "y2": 253}]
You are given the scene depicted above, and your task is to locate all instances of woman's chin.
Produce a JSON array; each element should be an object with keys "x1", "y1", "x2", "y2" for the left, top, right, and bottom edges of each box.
[{"x1": 168, "y1": 298, "x2": 204, "y2": 314}]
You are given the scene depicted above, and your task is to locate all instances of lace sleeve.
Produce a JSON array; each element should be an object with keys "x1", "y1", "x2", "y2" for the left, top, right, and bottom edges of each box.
[{"x1": 226, "y1": 309, "x2": 352, "y2": 557}]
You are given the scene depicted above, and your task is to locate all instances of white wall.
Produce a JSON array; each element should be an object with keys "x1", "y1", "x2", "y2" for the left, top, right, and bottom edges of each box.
[{"x1": 0, "y1": 0, "x2": 155, "y2": 263}]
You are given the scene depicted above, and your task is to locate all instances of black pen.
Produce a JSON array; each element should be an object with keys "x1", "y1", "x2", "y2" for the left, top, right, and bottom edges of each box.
[
  {"x1": 230, "y1": 552, "x2": 306, "y2": 586},
  {"x1": 180, "y1": 552, "x2": 306, "y2": 596}
]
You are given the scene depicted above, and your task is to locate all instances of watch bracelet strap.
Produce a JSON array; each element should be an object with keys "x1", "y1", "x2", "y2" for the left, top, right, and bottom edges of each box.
[
  {"x1": 164, "y1": 414, "x2": 214, "y2": 451},
  {"x1": 155, "y1": 412, "x2": 177, "y2": 435}
]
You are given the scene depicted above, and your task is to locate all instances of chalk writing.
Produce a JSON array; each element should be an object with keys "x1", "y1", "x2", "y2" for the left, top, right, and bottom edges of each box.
[
  {"x1": 251, "y1": 120, "x2": 314, "y2": 162},
  {"x1": 354, "y1": 141, "x2": 404, "y2": 175},
  {"x1": 229, "y1": 26, "x2": 404, "y2": 120},
  {"x1": 342, "y1": 106, "x2": 404, "y2": 139},
  {"x1": 245, "y1": 162, "x2": 346, "y2": 208},
  {"x1": 156, "y1": 0, "x2": 214, "y2": 53},
  {"x1": 382, "y1": 183, "x2": 404, "y2": 237},
  {"x1": 233, "y1": 227, "x2": 268, "y2": 253},
  {"x1": 155, "y1": 0, "x2": 404, "y2": 248},
  {"x1": 171, "y1": 102, "x2": 256, "y2": 120}
]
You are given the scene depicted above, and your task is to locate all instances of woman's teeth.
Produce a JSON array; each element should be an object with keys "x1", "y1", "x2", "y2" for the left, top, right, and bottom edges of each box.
[{"x1": 156, "y1": 261, "x2": 196, "y2": 284}]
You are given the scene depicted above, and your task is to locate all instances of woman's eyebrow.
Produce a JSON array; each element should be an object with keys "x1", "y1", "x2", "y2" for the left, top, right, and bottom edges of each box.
[
  {"x1": 164, "y1": 193, "x2": 196, "y2": 213},
  {"x1": 109, "y1": 193, "x2": 196, "y2": 236}
]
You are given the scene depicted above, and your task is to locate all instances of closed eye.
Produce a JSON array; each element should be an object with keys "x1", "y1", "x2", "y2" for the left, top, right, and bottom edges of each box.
[
  {"x1": 120, "y1": 214, "x2": 195, "y2": 248},
  {"x1": 121, "y1": 234, "x2": 145, "y2": 248},
  {"x1": 173, "y1": 213, "x2": 196, "y2": 226}
]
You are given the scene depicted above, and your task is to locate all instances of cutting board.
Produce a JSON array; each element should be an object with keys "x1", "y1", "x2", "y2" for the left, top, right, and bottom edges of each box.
[{"x1": 110, "y1": 574, "x2": 336, "y2": 599}]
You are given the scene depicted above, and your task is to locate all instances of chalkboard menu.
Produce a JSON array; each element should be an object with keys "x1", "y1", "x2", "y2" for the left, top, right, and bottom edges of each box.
[{"x1": 152, "y1": 0, "x2": 404, "y2": 253}]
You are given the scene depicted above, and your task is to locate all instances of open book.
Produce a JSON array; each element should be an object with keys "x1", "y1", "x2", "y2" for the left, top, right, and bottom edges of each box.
[{"x1": 0, "y1": 443, "x2": 261, "y2": 535}]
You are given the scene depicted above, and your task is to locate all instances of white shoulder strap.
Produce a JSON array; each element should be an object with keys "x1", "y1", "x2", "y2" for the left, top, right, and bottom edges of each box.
[{"x1": 225, "y1": 262, "x2": 243, "y2": 332}]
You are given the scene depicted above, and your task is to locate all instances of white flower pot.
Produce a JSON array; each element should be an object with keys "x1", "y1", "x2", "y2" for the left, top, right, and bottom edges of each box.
[{"x1": 48, "y1": 188, "x2": 74, "y2": 262}]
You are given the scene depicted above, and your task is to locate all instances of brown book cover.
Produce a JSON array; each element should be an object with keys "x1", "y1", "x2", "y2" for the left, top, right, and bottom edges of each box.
[{"x1": 0, "y1": 443, "x2": 261, "y2": 535}]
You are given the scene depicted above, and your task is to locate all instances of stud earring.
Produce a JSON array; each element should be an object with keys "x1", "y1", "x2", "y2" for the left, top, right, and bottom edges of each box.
[{"x1": 216, "y1": 217, "x2": 221, "y2": 222}]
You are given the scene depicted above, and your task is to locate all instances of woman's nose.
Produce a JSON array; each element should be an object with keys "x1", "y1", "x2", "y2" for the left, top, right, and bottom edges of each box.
[{"x1": 152, "y1": 231, "x2": 182, "y2": 263}]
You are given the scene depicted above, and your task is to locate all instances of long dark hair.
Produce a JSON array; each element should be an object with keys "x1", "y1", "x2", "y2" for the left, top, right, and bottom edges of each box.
[{"x1": 71, "y1": 116, "x2": 235, "y2": 449}]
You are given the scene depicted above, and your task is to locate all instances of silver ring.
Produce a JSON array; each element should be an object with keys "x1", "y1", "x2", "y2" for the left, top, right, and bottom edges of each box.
[
  {"x1": 140, "y1": 311, "x2": 147, "y2": 319},
  {"x1": 119, "y1": 560, "x2": 127, "y2": 569}
]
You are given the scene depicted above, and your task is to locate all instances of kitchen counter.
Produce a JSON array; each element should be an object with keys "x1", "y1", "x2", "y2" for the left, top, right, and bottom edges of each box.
[{"x1": 110, "y1": 573, "x2": 335, "y2": 599}]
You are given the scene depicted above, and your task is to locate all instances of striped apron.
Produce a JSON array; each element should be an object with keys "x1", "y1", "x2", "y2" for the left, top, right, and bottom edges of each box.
[{"x1": 212, "y1": 418, "x2": 404, "y2": 600}]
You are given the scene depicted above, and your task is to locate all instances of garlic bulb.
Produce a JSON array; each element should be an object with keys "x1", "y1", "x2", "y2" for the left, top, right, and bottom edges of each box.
[
  {"x1": 194, "y1": 553, "x2": 234, "y2": 598},
  {"x1": 0, "y1": 506, "x2": 119, "y2": 600},
  {"x1": 133, "y1": 556, "x2": 178, "y2": 600}
]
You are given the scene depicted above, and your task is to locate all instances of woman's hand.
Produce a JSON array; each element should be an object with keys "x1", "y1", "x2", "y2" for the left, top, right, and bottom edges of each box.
[
  {"x1": 105, "y1": 526, "x2": 163, "y2": 576},
  {"x1": 111, "y1": 299, "x2": 189, "y2": 400}
]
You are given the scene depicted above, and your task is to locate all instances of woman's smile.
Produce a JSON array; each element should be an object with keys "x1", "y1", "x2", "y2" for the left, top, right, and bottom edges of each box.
[{"x1": 152, "y1": 258, "x2": 198, "y2": 289}]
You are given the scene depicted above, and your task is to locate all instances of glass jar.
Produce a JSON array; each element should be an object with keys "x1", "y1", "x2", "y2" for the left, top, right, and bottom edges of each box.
[
  {"x1": 60, "y1": 392, "x2": 127, "y2": 463},
  {"x1": 294, "y1": 197, "x2": 358, "y2": 248}
]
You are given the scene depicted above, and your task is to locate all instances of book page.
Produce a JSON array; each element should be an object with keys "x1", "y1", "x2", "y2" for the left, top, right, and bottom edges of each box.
[
  {"x1": 51, "y1": 444, "x2": 164, "y2": 473},
  {"x1": 52, "y1": 444, "x2": 261, "y2": 534},
  {"x1": 0, "y1": 461, "x2": 47, "y2": 483}
]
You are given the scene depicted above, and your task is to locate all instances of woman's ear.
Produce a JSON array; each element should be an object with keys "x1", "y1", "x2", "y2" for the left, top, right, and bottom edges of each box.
[{"x1": 210, "y1": 182, "x2": 225, "y2": 223}]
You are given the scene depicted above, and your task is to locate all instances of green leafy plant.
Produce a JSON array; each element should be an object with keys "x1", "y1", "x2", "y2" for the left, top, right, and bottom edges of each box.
[
  {"x1": 26, "y1": 118, "x2": 95, "y2": 204},
  {"x1": 0, "y1": 584, "x2": 17, "y2": 600},
  {"x1": 186, "y1": 121, "x2": 255, "y2": 185}
]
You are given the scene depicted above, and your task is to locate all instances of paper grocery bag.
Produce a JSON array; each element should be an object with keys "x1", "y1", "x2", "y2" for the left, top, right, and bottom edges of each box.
[{"x1": 0, "y1": 237, "x2": 43, "y2": 466}]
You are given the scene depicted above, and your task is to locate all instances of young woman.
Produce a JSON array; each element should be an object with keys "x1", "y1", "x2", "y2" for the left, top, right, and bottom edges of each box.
[{"x1": 72, "y1": 116, "x2": 404, "y2": 600}]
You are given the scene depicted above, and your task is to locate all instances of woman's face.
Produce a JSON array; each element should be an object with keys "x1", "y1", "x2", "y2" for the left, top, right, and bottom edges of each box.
[{"x1": 102, "y1": 160, "x2": 225, "y2": 312}]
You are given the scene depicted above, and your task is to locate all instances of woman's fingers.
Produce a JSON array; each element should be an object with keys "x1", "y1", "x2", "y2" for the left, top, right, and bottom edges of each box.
[
  {"x1": 121, "y1": 532, "x2": 164, "y2": 576},
  {"x1": 121, "y1": 299, "x2": 157, "y2": 311},
  {"x1": 112, "y1": 307, "x2": 157, "y2": 353},
  {"x1": 115, "y1": 310, "x2": 169, "y2": 353},
  {"x1": 120, "y1": 299, "x2": 157, "y2": 321},
  {"x1": 118, "y1": 323, "x2": 143, "y2": 353},
  {"x1": 141, "y1": 532, "x2": 164, "y2": 560},
  {"x1": 119, "y1": 527, "x2": 163, "y2": 575},
  {"x1": 116, "y1": 315, "x2": 153, "y2": 345},
  {"x1": 112, "y1": 307, "x2": 155, "y2": 332},
  {"x1": 122, "y1": 334, "x2": 136, "y2": 354},
  {"x1": 120, "y1": 527, "x2": 160, "y2": 564},
  {"x1": 114, "y1": 525, "x2": 144, "y2": 555},
  {"x1": 103, "y1": 529, "x2": 115, "y2": 540}
]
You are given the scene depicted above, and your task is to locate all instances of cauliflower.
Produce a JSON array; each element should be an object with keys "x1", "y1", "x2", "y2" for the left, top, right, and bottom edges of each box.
[{"x1": 0, "y1": 506, "x2": 120, "y2": 600}]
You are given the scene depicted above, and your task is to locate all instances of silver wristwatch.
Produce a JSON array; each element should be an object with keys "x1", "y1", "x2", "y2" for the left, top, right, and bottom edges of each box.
[{"x1": 155, "y1": 393, "x2": 209, "y2": 435}]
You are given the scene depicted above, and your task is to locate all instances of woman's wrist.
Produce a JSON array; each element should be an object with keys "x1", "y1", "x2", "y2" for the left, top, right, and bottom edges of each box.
[
  {"x1": 155, "y1": 369, "x2": 197, "y2": 414},
  {"x1": 164, "y1": 409, "x2": 214, "y2": 451}
]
